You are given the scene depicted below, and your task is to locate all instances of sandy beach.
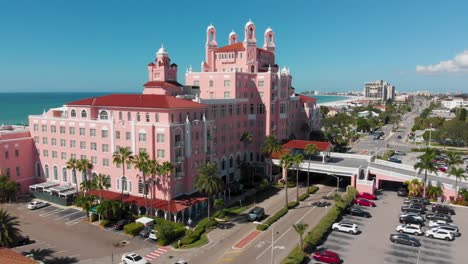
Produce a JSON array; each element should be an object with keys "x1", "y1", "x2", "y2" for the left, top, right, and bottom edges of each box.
[{"x1": 317, "y1": 96, "x2": 363, "y2": 107}]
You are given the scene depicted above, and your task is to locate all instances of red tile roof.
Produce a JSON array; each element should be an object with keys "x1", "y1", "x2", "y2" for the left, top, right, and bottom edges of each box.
[
  {"x1": 299, "y1": 95, "x2": 317, "y2": 104},
  {"x1": 283, "y1": 140, "x2": 332, "y2": 151},
  {"x1": 66, "y1": 94, "x2": 205, "y2": 109},
  {"x1": 0, "y1": 248, "x2": 37, "y2": 264},
  {"x1": 216, "y1": 42, "x2": 245, "y2": 52},
  {"x1": 143, "y1": 80, "x2": 183, "y2": 88}
]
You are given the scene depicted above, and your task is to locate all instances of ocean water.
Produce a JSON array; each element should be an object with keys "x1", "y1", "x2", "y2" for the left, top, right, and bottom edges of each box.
[{"x1": 0, "y1": 92, "x2": 347, "y2": 125}]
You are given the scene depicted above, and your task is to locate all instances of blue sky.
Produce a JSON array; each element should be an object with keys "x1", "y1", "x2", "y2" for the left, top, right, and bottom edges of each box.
[{"x1": 1, "y1": 0, "x2": 468, "y2": 93}]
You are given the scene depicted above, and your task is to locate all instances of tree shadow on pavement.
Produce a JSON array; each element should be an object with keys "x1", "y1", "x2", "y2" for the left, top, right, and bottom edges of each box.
[{"x1": 22, "y1": 248, "x2": 78, "y2": 264}]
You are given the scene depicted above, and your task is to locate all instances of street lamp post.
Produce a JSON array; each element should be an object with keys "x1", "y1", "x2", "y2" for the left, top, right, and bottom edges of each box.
[
  {"x1": 329, "y1": 174, "x2": 340, "y2": 194},
  {"x1": 428, "y1": 123, "x2": 432, "y2": 147}
]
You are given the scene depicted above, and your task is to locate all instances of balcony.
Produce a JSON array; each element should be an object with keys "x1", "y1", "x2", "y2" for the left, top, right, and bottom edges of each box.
[
  {"x1": 175, "y1": 141, "x2": 184, "y2": 147},
  {"x1": 175, "y1": 156, "x2": 184, "y2": 163}
]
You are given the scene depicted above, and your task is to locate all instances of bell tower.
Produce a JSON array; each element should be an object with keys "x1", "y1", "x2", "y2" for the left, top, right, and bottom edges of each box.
[
  {"x1": 205, "y1": 24, "x2": 218, "y2": 71},
  {"x1": 244, "y1": 20, "x2": 257, "y2": 73},
  {"x1": 263, "y1": 27, "x2": 275, "y2": 53}
]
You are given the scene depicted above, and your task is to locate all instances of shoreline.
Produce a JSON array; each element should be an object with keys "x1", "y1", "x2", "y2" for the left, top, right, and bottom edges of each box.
[{"x1": 317, "y1": 95, "x2": 362, "y2": 107}]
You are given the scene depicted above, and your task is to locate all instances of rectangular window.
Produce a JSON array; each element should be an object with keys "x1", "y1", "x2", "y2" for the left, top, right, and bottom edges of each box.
[
  {"x1": 126, "y1": 161, "x2": 132, "y2": 170},
  {"x1": 139, "y1": 148, "x2": 146, "y2": 154},
  {"x1": 79, "y1": 128, "x2": 85, "y2": 136},
  {"x1": 90, "y1": 142, "x2": 97, "y2": 151},
  {"x1": 103, "y1": 158, "x2": 109, "y2": 167},
  {"x1": 42, "y1": 125, "x2": 47, "y2": 132},
  {"x1": 258, "y1": 81, "x2": 264, "y2": 87},
  {"x1": 209, "y1": 80, "x2": 213, "y2": 88},
  {"x1": 119, "y1": 111, "x2": 123, "y2": 120},
  {"x1": 71, "y1": 153, "x2": 76, "y2": 159},
  {"x1": 51, "y1": 138, "x2": 57, "y2": 146},
  {"x1": 15, "y1": 149, "x2": 19, "y2": 157},
  {"x1": 145, "y1": 113, "x2": 150, "y2": 122},
  {"x1": 157, "y1": 134, "x2": 165, "y2": 143},
  {"x1": 60, "y1": 126, "x2": 66, "y2": 134},
  {"x1": 6, "y1": 168, "x2": 10, "y2": 177},
  {"x1": 126, "y1": 132, "x2": 131, "y2": 140},
  {"x1": 51, "y1": 126, "x2": 57, "y2": 133},
  {"x1": 4, "y1": 151, "x2": 9, "y2": 159},
  {"x1": 43, "y1": 150, "x2": 49, "y2": 157},
  {"x1": 79, "y1": 141, "x2": 86, "y2": 149},
  {"x1": 52, "y1": 151, "x2": 57, "y2": 158},
  {"x1": 102, "y1": 144, "x2": 109, "y2": 152},
  {"x1": 90, "y1": 128, "x2": 96, "y2": 137},
  {"x1": 33, "y1": 124, "x2": 38, "y2": 131},
  {"x1": 127, "y1": 112, "x2": 132, "y2": 121},
  {"x1": 60, "y1": 139, "x2": 66, "y2": 147},
  {"x1": 101, "y1": 130, "x2": 108, "y2": 138},
  {"x1": 224, "y1": 80, "x2": 230, "y2": 87},
  {"x1": 138, "y1": 133, "x2": 146, "y2": 142},
  {"x1": 115, "y1": 131, "x2": 120, "y2": 139},
  {"x1": 194, "y1": 80, "x2": 200, "y2": 86},
  {"x1": 210, "y1": 92, "x2": 214, "y2": 99},
  {"x1": 16, "y1": 166, "x2": 20, "y2": 176},
  {"x1": 34, "y1": 136, "x2": 39, "y2": 143},
  {"x1": 61, "y1": 152, "x2": 67, "y2": 160},
  {"x1": 80, "y1": 155, "x2": 86, "y2": 160},
  {"x1": 157, "y1": 149, "x2": 165, "y2": 158},
  {"x1": 155, "y1": 113, "x2": 159, "y2": 122},
  {"x1": 70, "y1": 140, "x2": 76, "y2": 148},
  {"x1": 91, "y1": 156, "x2": 97, "y2": 165},
  {"x1": 69, "y1": 127, "x2": 75, "y2": 135},
  {"x1": 224, "y1": 92, "x2": 230, "y2": 99}
]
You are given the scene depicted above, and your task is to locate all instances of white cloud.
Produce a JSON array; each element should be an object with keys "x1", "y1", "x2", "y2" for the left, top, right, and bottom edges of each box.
[{"x1": 416, "y1": 50, "x2": 468, "y2": 74}]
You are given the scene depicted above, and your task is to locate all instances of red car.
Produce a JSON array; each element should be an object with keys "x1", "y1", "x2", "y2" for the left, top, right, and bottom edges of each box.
[
  {"x1": 357, "y1": 192, "x2": 377, "y2": 200},
  {"x1": 312, "y1": 250, "x2": 341, "y2": 264},
  {"x1": 354, "y1": 198, "x2": 376, "y2": 207}
]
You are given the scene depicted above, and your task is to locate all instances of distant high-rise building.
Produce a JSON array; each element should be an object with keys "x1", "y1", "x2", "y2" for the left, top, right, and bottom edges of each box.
[{"x1": 364, "y1": 80, "x2": 395, "y2": 101}]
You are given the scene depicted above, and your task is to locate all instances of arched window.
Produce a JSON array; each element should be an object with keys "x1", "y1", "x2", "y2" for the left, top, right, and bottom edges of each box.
[
  {"x1": 81, "y1": 171, "x2": 86, "y2": 182},
  {"x1": 72, "y1": 170, "x2": 77, "y2": 184},
  {"x1": 138, "y1": 179, "x2": 144, "y2": 194},
  {"x1": 121, "y1": 176, "x2": 128, "y2": 192},
  {"x1": 81, "y1": 110, "x2": 87, "y2": 118},
  {"x1": 44, "y1": 165, "x2": 49, "y2": 179},
  {"x1": 145, "y1": 113, "x2": 150, "y2": 122},
  {"x1": 62, "y1": 167, "x2": 67, "y2": 182},
  {"x1": 99, "y1": 110, "x2": 109, "y2": 120},
  {"x1": 70, "y1": 109, "x2": 76, "y2": 118},
  {"x1": 92, "y1": 172, "x2": 97, "y2": 180},
  {"x1": 229, "y1": 157, "x2": 234, "y2": 168},
  {"x1": 221, "y1": 159, "x2": 226, "y2": 170},
  {"x1": 35, "y1": 162, "x2": 41, "y2": 177},
  {"x1": 248, "y1": 27, "x2": 253, "y2": 39},
  {"x1": 53, "y1": 166, "x2": 58, "y2": 181}
]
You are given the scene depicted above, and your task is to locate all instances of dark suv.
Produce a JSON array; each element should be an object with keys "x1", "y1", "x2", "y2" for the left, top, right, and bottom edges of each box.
[
  {"x1": 426, "y1": 213, "x2": 452, "y2": 222},
  {"x1": 432, "y1": 204, "x2": 455, "y2": 215},
  {"x1": 389, "y1": 233, "x2": 421, "y2": 247},
  {"x1": 401, "y1": 204, "x2": 425, "y2": 214},
  {"x1": 348, "y1": 207, "x2": 371, "y2": 218},
  {"x1": 400, "y1": 215, "x2": 424, "y2": 226},
  {"x1": 248, "y1": 207, "x2": 265, "y2": 221}
]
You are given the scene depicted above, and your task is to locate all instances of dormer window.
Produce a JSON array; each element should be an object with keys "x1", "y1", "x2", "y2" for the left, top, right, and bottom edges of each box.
[{"x1": 99, "y1": 110, "x2": 109, "y2": 120}]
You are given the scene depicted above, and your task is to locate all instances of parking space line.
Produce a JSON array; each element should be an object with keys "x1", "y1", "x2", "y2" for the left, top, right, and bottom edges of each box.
[
  {"x1": 40, "y1": 208, "x2": 65, "y2": 217},
  {"x1": 65, "y1": 216, "x2": 86, "y2": 225},
  {"x1": 54, "y1": 210, "x2": 82, "y2": 220}
]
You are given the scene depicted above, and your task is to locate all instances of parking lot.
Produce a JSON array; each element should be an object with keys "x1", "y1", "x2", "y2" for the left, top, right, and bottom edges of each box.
[
  {"x1": 316, "y1": 191, "x2": 468, "y2": 264},
  {"x1": 28, "y1": 203, "x2": 87, "y2": 225}
]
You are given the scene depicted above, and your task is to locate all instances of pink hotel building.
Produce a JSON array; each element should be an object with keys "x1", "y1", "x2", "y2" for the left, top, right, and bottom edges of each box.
[{"x1": 3, "y1": 21, "x2": 320, "y2": 215}]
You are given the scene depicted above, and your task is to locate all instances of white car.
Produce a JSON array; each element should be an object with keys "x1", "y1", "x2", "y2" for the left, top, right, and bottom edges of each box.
[
  {"x1": 396, "y1": 224, "x2": 423, "y2": 236},
  {"x1": 27, "y1": 200, "x2": 48, "y2": 210},
  {"x1": 428, "y1": 220, "x2": 456, "y2": 228},
  {"x1": 425, "y1": 229, "x2": 454, "y2": 241},
  {"x1": 431, "y1": 226, "x2": 461, "y2": 237},
  {"x1": 332, "y1": 222, "x2": 359, "y2": 234},
  {"x1": 121, "y1": 253, "x2": 148, "y2": 264},
  {"x1": 149, "y1": 230, "x2": 158, "y2": 240}
]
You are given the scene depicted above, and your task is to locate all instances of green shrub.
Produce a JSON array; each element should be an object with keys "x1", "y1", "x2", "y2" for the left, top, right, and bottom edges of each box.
[
  {"x1": 288, "y1": 201, "x2": 299, "y2": 209},
  {"x1": 156, "y1": 221, "x2": 186, "y2": 246},
  {"x1": 213, "y1": 210, "x2": 226, "y2": 219},
  {"x1": 197, "y1": 217, "x2": 218, "y2": 231},
  {"x1": 299, "y1": 193, "x2": 309, "y2": 201},
  {"x1": 282, "y1": 247, "x2": 306, "y2": 264},
  {"x1": 257, "y1": 208, "x2": 289, "y2": 231},
  {"x1": 123, "y1": 222, "x2": 144, "y2": 236},
  {"x1": 308, "y1": 186, "x2": 319, "y2": 194},
  {"x1": 100, "y1": 219, "x2": 111, "y2": 227},
  {"x1": 256, "y1": 224, "x2": 268, "y2": 231}
]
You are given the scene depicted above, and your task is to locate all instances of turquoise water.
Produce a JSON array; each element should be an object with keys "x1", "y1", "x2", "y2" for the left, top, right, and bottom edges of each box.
[{"x1": 0, "y1": 93, "x2": 348, "y2": 125}]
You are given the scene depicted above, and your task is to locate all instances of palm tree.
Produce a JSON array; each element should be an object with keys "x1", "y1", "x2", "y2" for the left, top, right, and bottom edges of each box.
[
  {"x1": 0, "y1": 208, "x2": 21, "y2": 247},
  {"x1": 304, "y1": 144, "x2": 318, "y2": 195},
  {"x1": 447, "y1": 167, "x2": 467, "y2": 200},
  {"x1": 66, "y1": 158, "x2": 79, "y2": 194},
  {"x1": 112, "y1": 147, "x2": 133, "y2": 203},
  {"x1": 94, "y1": 173, "x2": 111, "y2": 204},
  {"x1": 77, "y1": 159, "x2": 93, "y2": 195},
  {"x1": 147, "y1": 159, "x2": 160, "y2": 216},
  {"x1": 404, "y1": 178, "x2": 424, "y2": 197},
  {"x1": 292, "y1": 222, "x2": 308, "y2": 251},
  {"x1": 293, "y1": 154, "x2": 304, "y2": 202},
  {"x1": 80, "y1": 179, "x2": 94, "y2": 194},
  {"x1": 260, "y1": 135, "x2": 282, "y2": 182},
  {"x1": 132, "y1": 151, "x2": 150, "y2": 213},
  {"x1": 446, "y1": 152, "x2": 464, "y2": 170},
  {"x1": 279, "y1": 153, "x2": 295, "y2": 209},
  {"x1": 414, "y1": 148, "x2": 438, "y2": 197},
  {"x1": 240, "y1": 131, "x2": 253, "y2": 161},
  {"x1": 159, "y1": 161, "x2": 174, "y2": 220},
  {"x1": 195, "y1": 162, "x2": 223, "y2": 220}
]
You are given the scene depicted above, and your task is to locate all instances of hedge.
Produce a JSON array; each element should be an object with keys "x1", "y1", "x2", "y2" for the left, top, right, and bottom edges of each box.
[
  {"x1": 299, "y1": 193, "x2": 309, "y2": 201},
  {"x1": 123, "y1": 222, "x2": 144, "y2": 236},
  {"x1": 178, "y1": 217, "x2": 218, "y2": 247},
  {"x1": 156, "y1": 220, "x2": 186, "y2": 246},
  {"x1": 256, "y1": 207, "x2": 289, "y2": 231},
  {"x1": 100, "y1": 219, "x2": 112, "y2": 228},
  {"x1": 288, "y1": 201, "x2": 299, "y2": 209},
  {"x1": 308, "y1": 186, "x2": 319, "y2": 194}
]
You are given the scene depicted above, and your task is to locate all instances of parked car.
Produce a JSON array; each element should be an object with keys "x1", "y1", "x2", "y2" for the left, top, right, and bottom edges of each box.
[
  {"x1": 27, "y1": 200, "x2": 48, "y2": 210},
  {"x1": 332, "y1": 222, "x2": 359, "y2": 235},
  {"x1": 139, "y1": 226, "x2": 152, "y2": 238},
  {"x1": 394, "y1": 150, "x2": 406, "y2": 155},
  {"x1": 312, "y1": 249, "x2": 341, "y2": 264},
  {"x1": 247, "y1": 207, "x2": 265, "y2": 221},
  {"x1": 121, "y1": 253, "x2": 149, "y2": 264},
  {"x1": 174, "y1": 260, "x2": 188, "y2": 264},
  {"x1": 354, "y1": 198, "x2": 376, "y2": 207},
  {"x1": 431, "y1": 204, "x2": 455, "y2": 215},
  {"x1": 114, "y1": 219, "x2": 132, "y2": 230},
  {"x1": 397, "y1": 187, "x2": 408, "y2": 197},
  {"x1": 399, "y1": 215, "x2": 425, "y2": 226},
  {"x1": 438, "y1": 165, "x2": 448, "y2": 172},
  {"x1": 399, "y1": 212, "x2": 424, "y2": 221},
  {"x1": 425, "y1": 229, "x2": 454, "y2": 241},
  {"x1": 396, "y1": 224, "x2": 424, "y2": 236},
  {"x1": 428, "y1": 220, "x2": 458, "y2": 229},
  {"x1": 149, "y1": 230, "x2": 158, "y2": 240},
  {"x1": 388, "y1": 156, "x2": 402, "y2": 163},
  {"x1": 401, "y1": 205, "x2": 425, "y2": 214},
  {"x1": 403, "y1": 197, "x2": 431, "y2": 205},
  {"x1": 431, "y1": 226, "x2": 460, "y2": 237},
  {"x1": 389, "y1": 233, "x2": 421, "y2": 247},
  {"x1": 357, "y1": 192, "x2": 377, "y2": 200},
  {"x1": 426, "y1": 213, "x2": 452, "y2": 222},
  {"x1": 348, "y1": 207, "x2": 371, "y2": 218}
]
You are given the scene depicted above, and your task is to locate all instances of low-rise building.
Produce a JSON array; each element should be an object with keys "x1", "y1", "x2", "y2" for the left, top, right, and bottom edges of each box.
[{"x1": 440, "y1": 97, "x2": 468, "y2": 109}]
